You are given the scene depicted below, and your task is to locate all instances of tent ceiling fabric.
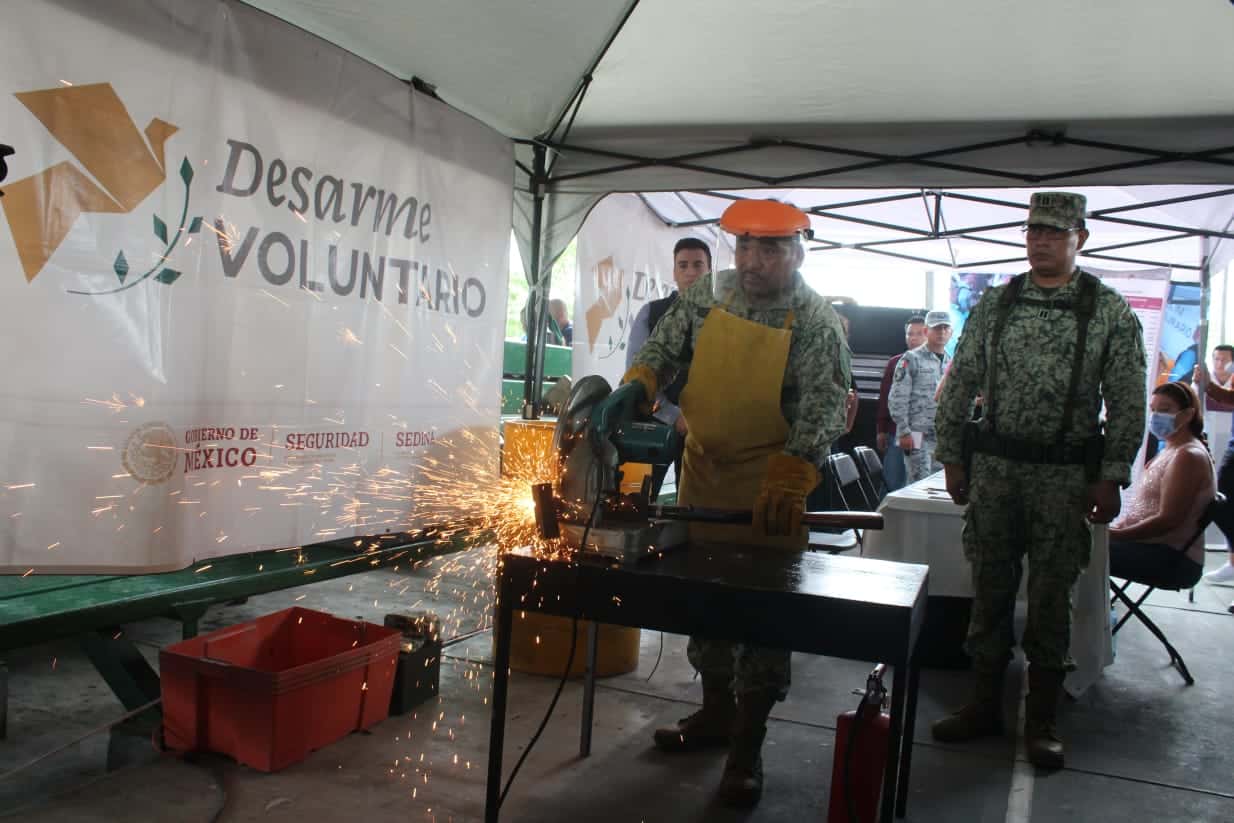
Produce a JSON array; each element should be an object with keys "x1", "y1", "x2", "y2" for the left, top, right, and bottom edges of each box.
[
  {"x1": 237, "y1": 0, "x2": 632, "y2": 138},
  {"x1": 575, "y1": 1, "x2": 1234, "y2": 132},
  {"x1": 241, "y1": 0, "x2": 1234, "y2": 139},
  {"x1": 238, "y1": 0, "x2": 1234, "y2": 278}
]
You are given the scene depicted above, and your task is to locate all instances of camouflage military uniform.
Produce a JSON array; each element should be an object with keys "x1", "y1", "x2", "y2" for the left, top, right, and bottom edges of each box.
[
  {"x1": 935, "y1": 270, "x2": 1146, "y2": 672},
  {"x1": 634, "y1": 271, "x2": 851, "y2": 470},
  {"x1": 889, "y1": 344, "x2": 950, "y2": 483},
  {"x1": 634, "y1": 270, "x2": 851, "y2": 698}
]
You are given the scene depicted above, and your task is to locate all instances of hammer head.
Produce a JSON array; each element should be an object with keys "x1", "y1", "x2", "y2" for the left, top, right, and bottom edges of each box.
[{"x1": 531, "y1": 482, "x2": 560, "y2": 540}]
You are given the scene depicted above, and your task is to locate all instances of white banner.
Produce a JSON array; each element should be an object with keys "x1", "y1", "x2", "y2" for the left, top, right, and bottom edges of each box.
[
  {"x1": 0, "y1": 0, "x2": 512, "y2": 572},
  {"x1": 573, "y1": 193, "x2": 722, "y2": 386},
  {"x1": 1088, "y1": 267, "x2": 1171, "y2": 480},
  {"x1": 1088, "y1": 267, "x2": 1171, "y2": 405}
]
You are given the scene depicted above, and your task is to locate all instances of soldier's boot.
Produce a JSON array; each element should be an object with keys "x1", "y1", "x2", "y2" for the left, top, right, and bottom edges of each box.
[
  {"x1": 930, "y1": 661, "x2": 1007, "y2": 742},
  {"x1": 717, "y1": 689, "x2": 776, "y2": 808},
  {"x1": 652, "y1": 678, "x2": 735, "y2": 753},
  {"x1": 1024, "y1": 665, "x2": 1066, "y2": 770}
]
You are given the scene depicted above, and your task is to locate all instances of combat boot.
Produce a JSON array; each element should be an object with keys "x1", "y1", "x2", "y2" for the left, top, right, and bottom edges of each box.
[
  {"x1": 1024, "y1": 665, "x2": 1066, "y2": 769},
  {"x1": 652, "y1": 679, "x2": 735, "y2": 752},
  {"x1": 717, "y1": 689, "x2": 776, "y2": 808},
  {"x1": 931, "y1": 662, "x2": 1007, "y2": 742}
]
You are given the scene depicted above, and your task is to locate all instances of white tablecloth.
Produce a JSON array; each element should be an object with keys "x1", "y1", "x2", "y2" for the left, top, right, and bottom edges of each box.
[{"x1": 863, "y1": 472, "x2": 1114, "y2": 697}]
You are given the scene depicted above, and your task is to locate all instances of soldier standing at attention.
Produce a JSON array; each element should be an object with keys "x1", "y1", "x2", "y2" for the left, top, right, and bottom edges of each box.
[
  {"x1": 888, "y1": 310, "x2": 952, "y2": 483},
  {"x1": 931, "y1": 192, "x2": 1146, "y2": 768}
]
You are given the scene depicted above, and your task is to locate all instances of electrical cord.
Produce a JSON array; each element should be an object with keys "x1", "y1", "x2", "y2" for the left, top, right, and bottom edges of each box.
[
  {"x1": 151, "y1": 720, "x2": 229, "y2": 823},
  {"x1": 497, "y1": 476, "x2": 604, "y2": 810},
  {"x1": 0, "y1": 697, "x2": 224, "y2": 823},
  {"x1": 0, "y1": 697, "x2": 162, "y2": 783},
  {"x1": 645, "y1": 632, "x2": 664, "y2": 682}
]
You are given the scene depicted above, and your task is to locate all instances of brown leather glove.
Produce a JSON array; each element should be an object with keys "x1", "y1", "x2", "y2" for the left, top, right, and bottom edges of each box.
[
  {"x1": 621, "y1": 364, "x2": 658, "y2": 416},
  {"x1": 753, "y1": 453, "x2": 821, "y2": 538}
]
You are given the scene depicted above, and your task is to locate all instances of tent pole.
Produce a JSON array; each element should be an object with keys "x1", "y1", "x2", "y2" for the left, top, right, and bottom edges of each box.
[
  {"x1": 1201, "y1": 236, "x2": 1213, "y2": 375},
  {"x1": 522, "y1": 144, "x2": 549, "y2": 420}
]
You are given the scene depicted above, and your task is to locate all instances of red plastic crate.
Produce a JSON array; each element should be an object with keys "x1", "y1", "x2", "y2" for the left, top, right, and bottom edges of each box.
[{"x1": 160, "y1": 607, "x2": 401, "y2": 771}]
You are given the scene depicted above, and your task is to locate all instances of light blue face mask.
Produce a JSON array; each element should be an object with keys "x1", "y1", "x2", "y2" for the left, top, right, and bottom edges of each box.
[{"x1": 1148, "y1": 411, "x2": 1179, "y2": 440}]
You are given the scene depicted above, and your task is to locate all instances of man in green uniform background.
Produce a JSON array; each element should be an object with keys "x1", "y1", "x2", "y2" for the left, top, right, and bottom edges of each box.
[{"x1": 931, "y1": 192, "x2": 1146, "y2": 768}]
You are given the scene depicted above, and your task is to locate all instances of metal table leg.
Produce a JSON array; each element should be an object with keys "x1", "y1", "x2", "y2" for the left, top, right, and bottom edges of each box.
[
  {"x1": 580, "y1": 621, "x2": 599, "y2": 757},
  {"x1": 80, "y1": 629, "x2": 161, "y2": 711},
  {"x1": 880, "y1": 662, "x2": 907, "y2": 823},
  {"x1": 896, "y1": 658, "x2": 921, "y2": 818},
  {"x1": 485, "y1": 597, "x2": 515, "y2": 823}
]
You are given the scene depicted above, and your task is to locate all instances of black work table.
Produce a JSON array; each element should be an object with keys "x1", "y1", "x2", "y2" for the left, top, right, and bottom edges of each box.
[{"x1": 485, "y1": 543, "x2": 928, "y2": 822}]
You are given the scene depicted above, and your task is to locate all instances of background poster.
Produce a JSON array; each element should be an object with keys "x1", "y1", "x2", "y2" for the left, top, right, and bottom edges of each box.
[
  {"x1": 572, "y1": 194, "x2": 721, "y2": 388},
  {"x1": 0, "y1": 0, "x2": 512, "y2": 572},
  {"x1": 1156, "y1": 282, "x2": 1203, "y2": 385}
]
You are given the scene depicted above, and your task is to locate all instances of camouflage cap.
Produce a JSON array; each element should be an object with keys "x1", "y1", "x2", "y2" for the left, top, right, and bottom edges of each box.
[
  {"x1": 1027, "y1": 192, "x2": 1087, "y2": 230},
  {"x1": 924, "y1": 310, "x2": 952, "y2": 328}
]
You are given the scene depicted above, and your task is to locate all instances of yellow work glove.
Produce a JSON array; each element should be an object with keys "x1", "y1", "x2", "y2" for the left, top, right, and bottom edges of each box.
[
  {"x1": 753, "y1": 453, "x2": 821, "y2": 538},
  {"x1": 620, "y1": 364, "x2": 659, "y2": 416}
]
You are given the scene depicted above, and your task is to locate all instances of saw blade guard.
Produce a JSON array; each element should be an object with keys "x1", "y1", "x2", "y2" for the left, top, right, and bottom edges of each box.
[{"x1": 551, "y1": 375, "x2": 620, "y2": 517}]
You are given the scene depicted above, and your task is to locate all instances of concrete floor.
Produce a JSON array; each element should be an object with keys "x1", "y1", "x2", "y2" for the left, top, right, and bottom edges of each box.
[{"x1": 3, "y1": 544, "x2": 1234, "y2": 822}]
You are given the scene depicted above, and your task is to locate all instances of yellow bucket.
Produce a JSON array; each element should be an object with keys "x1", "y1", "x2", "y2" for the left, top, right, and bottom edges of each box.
[
  {"x1": 500, "y1": 610, "x2": 641, "y2": 678},
  {"x1": 500, "y1": 418, "x2": 642, "y2": 678}
]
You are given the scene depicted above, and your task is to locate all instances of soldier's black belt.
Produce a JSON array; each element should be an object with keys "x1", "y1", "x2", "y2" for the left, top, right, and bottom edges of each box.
[{"x1": 972, "y1": 430, "x2": 1092, "y2": 466}]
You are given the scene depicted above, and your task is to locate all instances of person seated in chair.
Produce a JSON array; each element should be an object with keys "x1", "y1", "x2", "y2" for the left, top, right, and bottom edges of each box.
[{"x1": 1108, "y1": 381, "x2": 1214, "y2": 589}]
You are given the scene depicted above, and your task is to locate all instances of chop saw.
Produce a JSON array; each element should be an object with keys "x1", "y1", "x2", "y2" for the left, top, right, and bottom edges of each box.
[{"x1": 532, "y1": 376, "x2": 883, "y2": 563}]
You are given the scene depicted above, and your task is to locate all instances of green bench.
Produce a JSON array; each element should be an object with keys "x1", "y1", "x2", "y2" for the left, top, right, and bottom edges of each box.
[
  {"x1": 0, "y1": 533, "x2": 463, "y2": 740},
  {"x1": 501, "y1": 339, "x2": 572, "y2": 415}
]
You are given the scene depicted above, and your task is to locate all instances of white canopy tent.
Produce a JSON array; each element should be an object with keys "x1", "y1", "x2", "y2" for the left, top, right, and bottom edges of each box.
[
  {"x1": 241, "y1": 0, "x2": 1234, "y2": 399},
  {"x1": 638, "y1": 185, "x2": 1234, "y2": 276}
]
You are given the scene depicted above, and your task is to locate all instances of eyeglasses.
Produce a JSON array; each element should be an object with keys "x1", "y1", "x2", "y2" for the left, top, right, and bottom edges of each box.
[
  {"x1": 735, "y1": 237, "x2": 794, "y2": 260},
  {"x1": 1021, "y1": 224, "x2": 1079, "y2": 238}
]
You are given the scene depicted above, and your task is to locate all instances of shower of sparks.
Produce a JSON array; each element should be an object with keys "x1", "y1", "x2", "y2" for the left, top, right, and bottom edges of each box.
[
  {"x1": 406, "y1": 425, "x2": 570, "y2": 560},
  {"x1": 34, "y1": 378, "x2": 571, "y2": 823},
  {"x1": 207, "y1": 218, "x2": 242, "y2": 254},
  {"x1": 82, "y1": 395, "x2": 127, "y2": 412},
  {"x1": 339, "y1": 327, "x2": 363, "y2": 346},
  {"x1": 261, "y1": 289, "x2": 291, "y2": 308}
]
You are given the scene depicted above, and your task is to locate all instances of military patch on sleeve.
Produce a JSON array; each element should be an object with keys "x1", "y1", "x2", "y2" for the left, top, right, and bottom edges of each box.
[{"x1": 894, "y1": 359, "x2": 909, "y2": 382}]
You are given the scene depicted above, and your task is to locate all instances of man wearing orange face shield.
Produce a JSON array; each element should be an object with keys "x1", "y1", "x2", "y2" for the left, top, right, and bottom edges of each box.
[{"x1": 623, "y1": 199, "x2": 851, "y2": 807}]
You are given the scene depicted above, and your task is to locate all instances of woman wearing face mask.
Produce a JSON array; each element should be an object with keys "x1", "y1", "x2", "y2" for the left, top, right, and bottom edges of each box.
[{"x1": 1108, "y1": 381, "x2": 1215, "y2": 589}]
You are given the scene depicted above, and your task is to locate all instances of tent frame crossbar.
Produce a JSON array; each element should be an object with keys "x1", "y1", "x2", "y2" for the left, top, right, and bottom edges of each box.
[
  {"x1": 514, "y1": 129, "x2": 1234, "y2": 410},
  {"x1": 520, "y1": 130, "x2": 1234, "y2": 189}
]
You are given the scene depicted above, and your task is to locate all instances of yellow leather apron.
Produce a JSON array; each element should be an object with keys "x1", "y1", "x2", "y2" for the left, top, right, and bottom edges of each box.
[{"x1": 678, "y1": 305, "x2": 804, "y2": 549}]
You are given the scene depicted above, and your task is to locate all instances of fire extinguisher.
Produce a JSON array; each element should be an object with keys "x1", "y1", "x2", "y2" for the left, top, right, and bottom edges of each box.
[{"x1": 826, "y1": 663, "x2": 890, "y2": 823}]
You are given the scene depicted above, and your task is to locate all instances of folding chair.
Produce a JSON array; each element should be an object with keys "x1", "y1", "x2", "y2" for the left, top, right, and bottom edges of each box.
[
  {"x1": 853, "y1": 445, "x2": 886, "y2": 503},
  {"x1": 807, "y1": 453, "x2": 869, "y2": 554},
  {"x1": 1109, "y1": 493, "x2": 1225, "y2": 686}
]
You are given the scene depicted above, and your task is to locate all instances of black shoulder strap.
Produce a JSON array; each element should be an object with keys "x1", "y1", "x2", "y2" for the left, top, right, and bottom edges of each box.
[
  {"x1": 1056, "y1": 271, "x2": 1101, "y2": 444},
  {"x1": 647, "y1": 293, "x2": 677, "y2": 332},
  {"x1": 985, "y1": 274, "x2": 1027, "y2": 431}
]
